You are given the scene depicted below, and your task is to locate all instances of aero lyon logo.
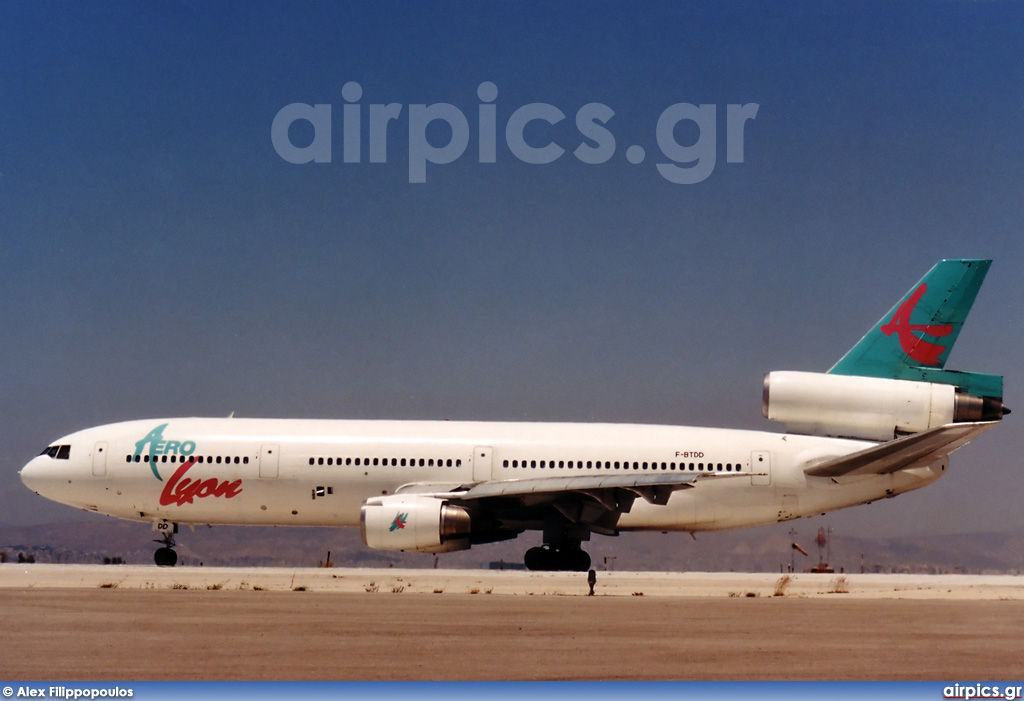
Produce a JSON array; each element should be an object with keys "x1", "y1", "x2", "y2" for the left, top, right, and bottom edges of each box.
[
  {"x1": 389, "y1": 512, "x2": 409, "y2": 531},
  {"x1": 134, "y1": 423, "x2": 243, "y2": 506},
  {"x1": 880, "y1": 283, "x2": 953, "y2": 366},
  {"x1": 158, "y1": 460, "x2": 243, "y2": 507},
  {"x1": 134, "y1": 423, "x2": 196, "y2": 481}
]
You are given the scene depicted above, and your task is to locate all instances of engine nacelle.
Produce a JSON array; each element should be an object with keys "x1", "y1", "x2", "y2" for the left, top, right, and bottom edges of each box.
[
  {"x1": 763, "y1": 371, "x2": 1005, "y2": 441},
  {"x1": 360, "y1": 494, "x2": 472, "y2": 554}
]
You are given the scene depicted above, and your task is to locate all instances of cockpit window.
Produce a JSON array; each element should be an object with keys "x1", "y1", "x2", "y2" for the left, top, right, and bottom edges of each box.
[{"x1": 39, "y1": 444, "x2": 71, "y2": 459}]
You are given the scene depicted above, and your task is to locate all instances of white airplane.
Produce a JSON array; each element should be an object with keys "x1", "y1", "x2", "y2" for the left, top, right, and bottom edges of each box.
[{"x1": 20, "y1": 260, "x2": 1008, "y2": 569}]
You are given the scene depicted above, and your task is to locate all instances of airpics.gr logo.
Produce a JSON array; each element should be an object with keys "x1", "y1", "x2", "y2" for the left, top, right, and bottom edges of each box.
[
  {"x1": 133, "y1": 423, "x2": 243, "y2": 507},
  {"x1": 271, "y1": 81, "x2": 759, "y2": 184},
  {"x1": 389, "y1": 512, "x2": 408, "y2": 531},
  {"x1": 134, "y1": 423, "x2": 196, "y2": 481},
  {"x1": 880, "y1": 283, "x2": 953, "y2": 367}
]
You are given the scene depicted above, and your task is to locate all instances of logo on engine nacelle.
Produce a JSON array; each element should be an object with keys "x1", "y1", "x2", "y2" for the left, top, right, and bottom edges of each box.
[
  {"x1": 880, "y1": 283, "x2": 952, "y2": 366},
  {"x1": 390, "y1": 512, "x2": 408, "y2": 531}
]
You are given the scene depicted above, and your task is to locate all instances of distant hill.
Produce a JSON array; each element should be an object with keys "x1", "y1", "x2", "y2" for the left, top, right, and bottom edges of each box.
[{"x1": 3, "y1": 519, "x2": 1023, "y2": 573}]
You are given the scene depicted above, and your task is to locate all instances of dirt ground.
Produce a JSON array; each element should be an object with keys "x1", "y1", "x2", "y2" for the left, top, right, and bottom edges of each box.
[{"x1": 3, "y1": 589, "x2": 1024, "y2": 680}]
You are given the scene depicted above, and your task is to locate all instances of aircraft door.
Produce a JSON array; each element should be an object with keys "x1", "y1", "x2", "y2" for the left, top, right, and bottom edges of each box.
[
  {"x1": 260, "y1": 444, "x2": 280, "y2": 478},
  {"x1": 751, "y1": 450, "x2": 771, "y2": 486},
  {"x1": 92, "y1": 441, "x2": 108, "y2": 477},
  {"x1": 472, "y1": 446, "x2": 493, "y2": 482}
]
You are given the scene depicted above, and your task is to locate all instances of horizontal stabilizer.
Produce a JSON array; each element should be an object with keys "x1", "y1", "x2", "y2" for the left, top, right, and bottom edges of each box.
[{"x1": 805, "y1": 421, "x2": 997, "y2": 478}]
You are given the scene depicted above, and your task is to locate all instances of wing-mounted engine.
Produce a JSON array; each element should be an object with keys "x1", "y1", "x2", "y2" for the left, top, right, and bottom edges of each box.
[
  {"x1": 360, "y1": 494, "x2": 472, "y2": 553},
  {"x1": 763, "y1": 371, "x2": 1007, "y2": 441}
]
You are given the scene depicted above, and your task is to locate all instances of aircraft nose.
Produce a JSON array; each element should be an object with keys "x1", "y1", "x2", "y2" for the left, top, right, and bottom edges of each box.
[
  {"x1": 20, "y1": 456, "x2": 51, "y2": 495},
  {"x1": 20, "y1": 453, "x2": 77, "y2": 503}
]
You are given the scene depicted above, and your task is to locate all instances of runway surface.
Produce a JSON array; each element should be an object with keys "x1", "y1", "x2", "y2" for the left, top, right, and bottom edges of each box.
[{"x1": 3, "y1": 565, "x2": 1024, "y2": 680}]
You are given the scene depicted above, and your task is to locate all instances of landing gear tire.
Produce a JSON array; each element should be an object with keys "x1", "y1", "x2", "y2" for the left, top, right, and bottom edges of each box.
[
  {"x1": 524, "y1": 546, "x2": 591, "y2": 572},
  {"x1": 154, "y1": 546, "x2": 178, "y2": 567},
  {"x1": 566, "y1": 548, "x2": 591, "y2": 572},
  {"x1": 524, "y1": 547, "x2": 549, "y2": 571}
]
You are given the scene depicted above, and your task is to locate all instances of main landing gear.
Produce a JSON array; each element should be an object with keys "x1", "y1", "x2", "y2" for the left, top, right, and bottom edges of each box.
[
  {"x1": 524, "y1": 545, "x2": 591, "y2": 572},
  {"x1": 523, "y1": 512, "x2": 595, "y2": 571},
  {"x1": 153, "y1": 523, "x2": 178, "y2": 567}
]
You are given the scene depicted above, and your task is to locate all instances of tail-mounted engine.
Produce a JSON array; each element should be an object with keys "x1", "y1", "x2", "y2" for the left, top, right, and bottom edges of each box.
[
  {"x1": 763, "y1": 371, "x2": 1007, "y2": 441},
  {"x1": 361, "y1": 494, "x2": 472, "y2": 553}
]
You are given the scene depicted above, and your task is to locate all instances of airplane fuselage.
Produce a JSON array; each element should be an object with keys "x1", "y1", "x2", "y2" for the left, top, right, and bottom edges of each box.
[{"x1": 20, "y1": 417, "x2": 944, "y2": 534}]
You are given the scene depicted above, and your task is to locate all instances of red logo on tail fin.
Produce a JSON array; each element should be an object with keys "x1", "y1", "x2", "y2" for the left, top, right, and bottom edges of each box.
[{"x1": 880, "y1": 283, "x2": 952, "y2": 366}]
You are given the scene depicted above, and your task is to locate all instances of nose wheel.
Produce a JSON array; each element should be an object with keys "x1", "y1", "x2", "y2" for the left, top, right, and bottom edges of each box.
[
  {"x1": 153, "y1": 530, "x2": 178, "y2": 567},
  {"x1": 154, "y1": 547, "x2": 177, "y2": 567}
]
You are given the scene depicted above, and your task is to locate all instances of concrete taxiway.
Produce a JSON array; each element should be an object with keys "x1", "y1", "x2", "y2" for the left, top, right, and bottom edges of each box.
[{"x1": 2, "y1": 565, "x2": 1023, "y2": 680}]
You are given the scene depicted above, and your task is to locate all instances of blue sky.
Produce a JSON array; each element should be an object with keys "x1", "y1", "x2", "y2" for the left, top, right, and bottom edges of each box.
[{"x1": 2, "y1": 1, "x2": 1023, "y2": 541}]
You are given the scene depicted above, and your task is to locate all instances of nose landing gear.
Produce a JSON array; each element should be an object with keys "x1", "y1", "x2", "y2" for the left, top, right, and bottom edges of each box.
[{"x1": 153, "y1": 521, "x2": 178, "y2": 567}]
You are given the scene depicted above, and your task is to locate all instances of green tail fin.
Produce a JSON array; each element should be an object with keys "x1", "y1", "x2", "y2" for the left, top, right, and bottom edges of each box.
[{"x1": 828, "y1": 259, "x2": 1002, "y2": 398}]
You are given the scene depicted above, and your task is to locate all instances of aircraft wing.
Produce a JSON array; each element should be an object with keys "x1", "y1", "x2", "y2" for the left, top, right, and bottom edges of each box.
[
  {"x1": 458, "y1": 472, "x2": 699, "y2": 505},
  {"x1": 804, "y1": 421, "x2": 997, "y2": 478},
  {"x1": 395, "y1": 472, "x2": 706, "y2": 537}
]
